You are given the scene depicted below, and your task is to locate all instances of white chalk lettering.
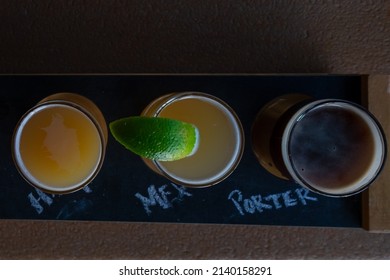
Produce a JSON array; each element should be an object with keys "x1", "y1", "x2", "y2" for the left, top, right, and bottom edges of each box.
[
  {"x1": 295, "y1": 188, "x2": 318, "y2": 205},
  {"x1": 282, "y1": 191, "x2": 297, "y2": 207},
  {"x1": 135, "y1": 183, "x2": 192, "y2": 215},
  {"x1": 265, "y1": 193, "x2": 283, "y2": 209},
  {"x1": 227, "y1": 190, "x2": 244, "y2": 215},
  {"x1": 228, "y1": 187, "x2": 318, "y2": 216},
  {"x1": 244, "y1": 198, "x2": 256, "y2": 214},
  {"x1": 28, "y1": 188, "x2": 54, "y2": 214},
  {"x1": 171, "y1": 183, "x2": 192, "y2": 201},
  {"x1": 28, "y1": 185, "x2": 93, "y2": 214},
  {"x1": 250, "y1": 194, "x2": 273, "y2": 213},
  {"x1": 83, "y1": 185, "x2": 92, "y2": 193},
  {"x1": 28, "y1": 193, "x2": 44, "y2": 214},
  {"x1": 228, "y1": 191, "x2": 273, "y2": 215},
  {"x1": 135, "y1": 185, "x2": 170, "y2": 215}
]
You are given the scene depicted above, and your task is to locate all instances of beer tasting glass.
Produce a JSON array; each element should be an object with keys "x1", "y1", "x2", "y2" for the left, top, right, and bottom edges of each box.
[
  {"x1": 141, "y1": 92, "x2": 245, "y2": 188},
  {"x1": 252, "y1": 94, "x2": 386, "y2": 197},
  {"x1": 12, "y1": 93, "x2": 108, "y2": 194}
]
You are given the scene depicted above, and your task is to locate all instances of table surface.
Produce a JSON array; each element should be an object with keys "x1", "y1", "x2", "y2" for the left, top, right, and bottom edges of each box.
[{"x1": 1, "y1": 0, "x2": 390, "y2": 259}]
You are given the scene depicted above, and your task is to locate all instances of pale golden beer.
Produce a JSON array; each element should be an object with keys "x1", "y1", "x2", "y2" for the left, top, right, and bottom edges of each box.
[
  {"x1": 252, "y1": 94, "x2": 386, "y2": 197},
  {"x1": 142, "y1": 92, "x2": 245, "y2": 187},
  {"x1": 12, "y1": 93, "x2": 107, "y2": 194}
]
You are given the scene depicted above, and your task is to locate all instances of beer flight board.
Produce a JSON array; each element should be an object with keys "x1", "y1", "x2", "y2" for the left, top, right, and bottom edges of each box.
[{"x1": 0, "y1": 75, "x2": 363, "y2": 227}]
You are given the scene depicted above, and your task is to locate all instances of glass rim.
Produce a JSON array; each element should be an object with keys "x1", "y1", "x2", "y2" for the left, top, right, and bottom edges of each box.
[
  {"x1": 12, "y1": 100, "x2": 107, "y2": 194},
  {"x1": 281, "y1": 99, "x2": 387, "y2": 197},
  {"x1": 150, "y1": 91, "x2": 245, "y2": 188}
]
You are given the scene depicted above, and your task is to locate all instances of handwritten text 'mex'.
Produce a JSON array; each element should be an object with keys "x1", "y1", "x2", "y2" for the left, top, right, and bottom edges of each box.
[{"x1": 135, "y1": 183, "x2": 192, "y2": 215}]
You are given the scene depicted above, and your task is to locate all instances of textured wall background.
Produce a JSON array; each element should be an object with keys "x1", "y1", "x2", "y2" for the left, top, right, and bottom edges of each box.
[
  {"x1": 1, "y1": 0, "x2": 390, "y2": 74},
  {"x1": 1, "y1": 0, "x2": 390, "y2": 259}
]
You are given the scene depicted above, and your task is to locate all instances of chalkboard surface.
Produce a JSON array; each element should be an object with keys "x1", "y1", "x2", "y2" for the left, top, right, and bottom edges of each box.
[{"x1": 0, "y1": 75, "x2": 363, "y2": 227}]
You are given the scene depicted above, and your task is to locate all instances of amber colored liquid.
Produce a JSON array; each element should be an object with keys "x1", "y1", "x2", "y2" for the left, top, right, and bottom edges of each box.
[
  {"x1": 156, "y1": 96, "x2": 242, "y2": 185},
  {"x1": 17, "y1": 104, "x2": 102, "y2": 190}
]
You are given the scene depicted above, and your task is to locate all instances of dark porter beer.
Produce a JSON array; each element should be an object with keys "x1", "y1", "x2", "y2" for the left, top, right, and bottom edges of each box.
[{"x1": 252, "y1": 95, "x2": 386, "y2": 197}]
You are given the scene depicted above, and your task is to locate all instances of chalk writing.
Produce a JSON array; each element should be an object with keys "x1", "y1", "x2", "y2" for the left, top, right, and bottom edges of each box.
[
  {"x1": 28, "y1": 188, "x2": 54, "y2": 214},
  {"x1": 56, "y1": 198, "x2": 93, "y2": 219},
  {"x1": 28, "y1": 185, "x2": 93, "y2": 214},
  {"x1": 135, "y1": 183, "x2": 192, "y2": 215},
  {"x1": 228, "y1": 187, "x2": 318, "y2": 216},
  {"x1": 83, "y1": 185, "x2": 92, "y2": 193}
]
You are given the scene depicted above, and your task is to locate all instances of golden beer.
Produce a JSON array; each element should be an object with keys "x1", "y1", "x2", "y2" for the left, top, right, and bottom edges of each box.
[
  {"x1": 142, "y1": 92, "x2": 244, "y2": 187},
  {"x1": 12, "y1": 93, "x2": 107, "y2": 194}
]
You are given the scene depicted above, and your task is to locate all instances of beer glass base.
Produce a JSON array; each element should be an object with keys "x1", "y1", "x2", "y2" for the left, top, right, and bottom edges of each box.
[{"x1": 251, "y1": 94, "x2": 312, "y2": 180}]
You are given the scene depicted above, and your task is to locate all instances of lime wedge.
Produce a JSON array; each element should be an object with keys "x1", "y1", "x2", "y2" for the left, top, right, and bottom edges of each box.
[{"x1": 109, "y1": 116, "x2": 199, "y2": 161}]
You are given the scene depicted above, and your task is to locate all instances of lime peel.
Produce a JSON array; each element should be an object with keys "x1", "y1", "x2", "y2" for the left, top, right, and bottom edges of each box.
[{"x1": 109, "y1": 116, "x2": 199, "y2": 161}]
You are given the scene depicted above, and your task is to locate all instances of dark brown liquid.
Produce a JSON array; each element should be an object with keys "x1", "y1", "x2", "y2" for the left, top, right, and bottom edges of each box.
[{"x1": 289, "y1": 104, "x2": 376, "y2": 190}]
